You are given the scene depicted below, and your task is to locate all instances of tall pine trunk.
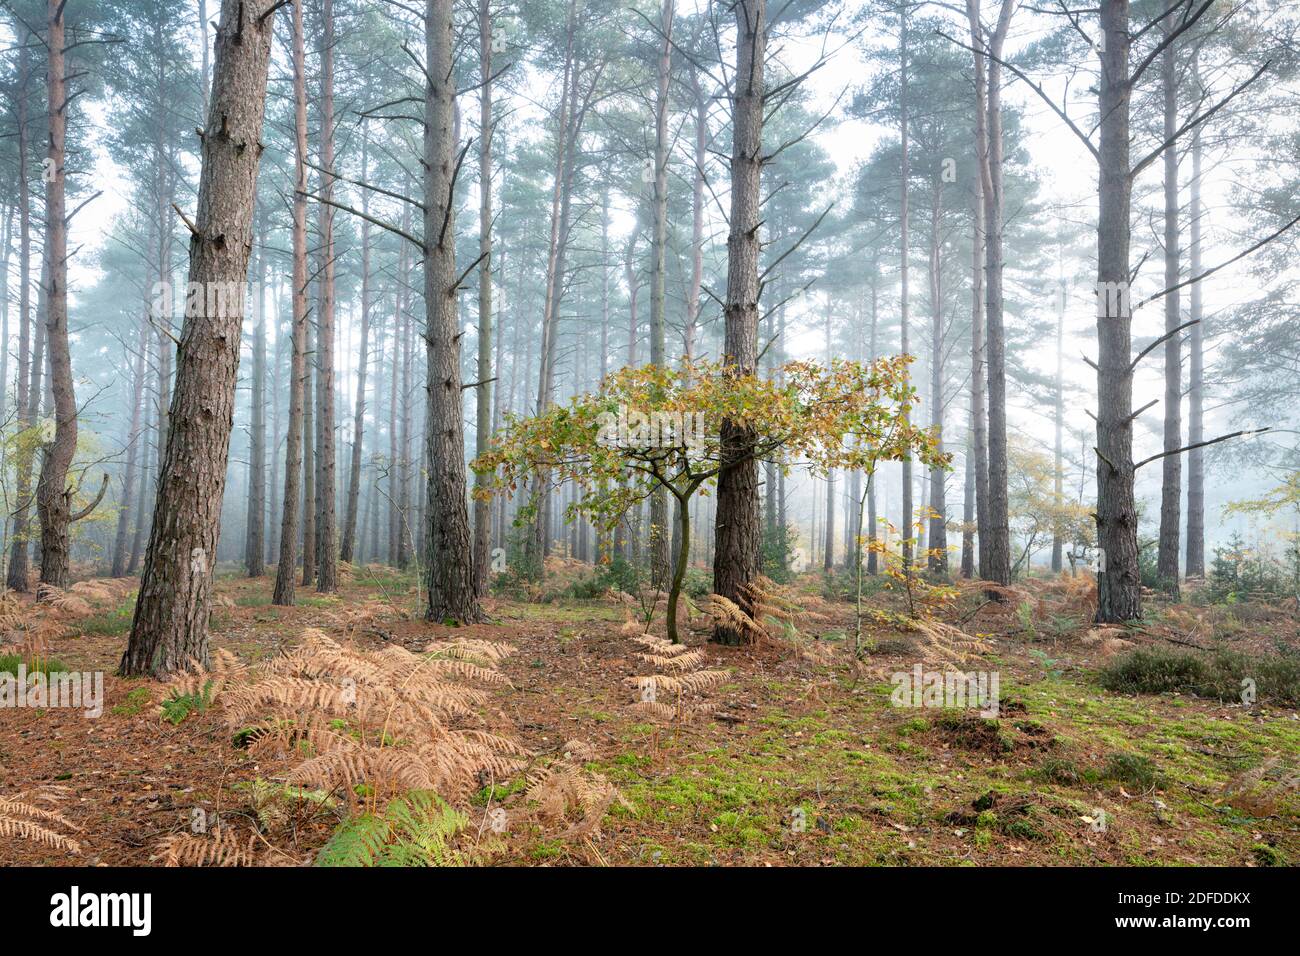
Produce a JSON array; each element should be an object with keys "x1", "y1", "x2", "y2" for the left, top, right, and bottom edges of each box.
[
  {"x1": 341, "y1": 134, "x2": 372, "y2": 564},
  {"x1": 927, "y1": 176, "x2": 947, "y2": 573},
  {"x1": 245, "y1": 210, "x2": 268, "y2": 577},
  {"x1": 712, "y1": 0, "x2": 765, "y2": 645},
  {"x1": 1185, "y1": 59, "x2": 1205, "y2": 580},
  {"x1": 898, "y1": 9, "x2": 912, "y2": 568},
  {"x1": 423, "y1": 0, "x2": 482, "y2": 623},
  {"x1": 1155, "y1": 20, "x2": 1181, "y2": 596},
  {"x1": 314, "y1": 0, "x2": 338, "y2": 592},
  {"x1": 1094, "y1": 0, "x2": 1141, "y2": 623},
  {"x1": 273, "y1": 0, "x2": 311, "y2": 606},
  {"x1": 472, "y1": 0, "x2": 494, "y2": 591},
  {"x1": 36, "y1": 0, "x2": 79, "y2": 591},
  {"x1": 7, "y1": 35, "x2": 34, "y2": 592},
  {"x1": 122, "y1": 0, "x2": 276, "y2": 674},
  {"x1": 978, "y1": 0, "x2": 1016, "y2": 588},
  {"x1": 648, "y1": 0, "x2": 674, "y2": 589},
  {"x1": 111, "y1": 317, "x2": 149, "y2": 577}
]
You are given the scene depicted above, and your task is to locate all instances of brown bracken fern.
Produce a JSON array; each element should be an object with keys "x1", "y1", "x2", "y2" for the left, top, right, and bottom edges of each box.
[{"x1": 0, "y1": 788, "x2": 81, "y2": 854}]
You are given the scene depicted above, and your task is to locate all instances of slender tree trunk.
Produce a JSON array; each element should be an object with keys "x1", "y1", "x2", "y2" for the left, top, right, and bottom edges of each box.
[
  {"x1": 423, "y1": 0, "x2": 483, "y2": 623},
  {"x1": 528, "y1": 2, "x2": 578, "y2": 570},
  {"x1": 0, "y1": 204, "x2": 10, "y2": 432},
  {"x1": 1185, "y1": 56, "x2": 1205, "y2": 580},
  {"x1": 7, "y1": 36, "x2": 34, "y2": 592},
  {"x1": 866, "y1": 269, "x2": 879, "y2": 574},
  {"x1": 273, "y1": 0, "x2": 311, "y2": 606},
  {"x1": 977, "y1": 0, "x2": 1016, "y2": 588},
  {"x1": 472, "y1": 0, "x2": 494, "y2": 591},
  {"x1": 341, "y1": 133, "x2": 371, "y2": 564},
  {"x1": 928, "y1": 177, "x2": 947, "y2": 574},
  {"x1": 268, "y1": 273, "x2": 283, "y2": 563},
  {"x1": 1051, "y1": 268, "x2": 1065, "y2": 573},
  {"x1": 245, "y1": 212, "x2": 268, "y2": 577},
  {"x1": 712, "y1": 0, "x2": 765, "y2": 645},
  {"x1": 397, "y1": 265, "x2": 412, "y2": 567},
  {"x1": 314, "y1": 0, "x2": 338, "y2": 592},
  {"x1": 389, "y1": 227, "x2": 405, "y2": 566},
  {"x1": 823, "y1": 296, "x2": 836, "y2": 573},
  {"x1": 122, "y1": 0, "x2": 275, "y2": 674},
  {"x1": 960, "y1": 422, "x2": 975, "y2": 577},
  {"x1": 301, "y1": 299, "x2": 316, "y2": 583},
  {"x1": 1094, "y1": 0, "x2": 1141, "y2": 623},
  {"x1": 685, "y1": 67, "x2": 707, "y2": 364},
  {"x1": 1156, "y1": 19, "x2": 1181, "y2": 596},
  {"x1": 647, "y1": 0, "x2": 675, "y2": 589},
  {"x1": 112, "y1": 317, "x2": 149, "y2": 577},
  {"x1": 898, "y1": 8, "x2": 913, "y2": 568},
  {"x1": 36, "y1": 0, "x2": 78, "y2": 591},
  {"x1": 128, "y1": 337, "x2": 153, "y2": 575}
]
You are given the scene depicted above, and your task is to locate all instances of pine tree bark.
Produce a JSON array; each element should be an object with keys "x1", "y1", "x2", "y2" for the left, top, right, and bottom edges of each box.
[
  {"x1": 529, "y1": 4, "x2": 579, "y2": 569},
  {"x1": 423, "y1": 0, "x2": 483, "y2": 623},
  {"x1": 301, "y1": 304, "x2": 316, "y2": 584},
  {"x1": 898, "y1": 8, "x2": 913, "y2": 569},
  {"x1": 314, "y1": 0, "x2": 338, "y2": 593},
  {"x1": 121, "y1": 0, "x2": 276, "y2": 675},
  {"x1": 245, "y1": 209, "x2": 268, "y2": 577},
  {"x1": 928, "y1": 176, "x2": 948, "y2": 574},
  {"x1": 112, "y1": 317, "x2": 149, "y2": 577},
  {"x1": 472, "y1": 0, "x2": 494, "y2": 591},
  {"x1": 273, "y1": 0, "x2": 311, "y2": 606},
  {"x1": 977, "y1": 0, "x2": 1016, "y2": 588},
  {"x1": 36, "y1": 0, "x2": 78, "y2": 591},
  {"x1": 1185, "y1": 57, "x2": 1205, "y2": 580},
  {"x1": 340, "y1": 133, "x2": 372, "y2": 564},
  {"x1": 711, "y1": 0, "x2": 765, "y2": 645},
  {"x1": 1051, "y1": 269, "x2": 1065, "y2": 573},
  {"x1": 7, "y1": 34, "x2": 34, "y2": 593},
  {"x1": 648, "y1": 0, "x2": 674, "y2": 589},
  {"x1": 866, "y1": 268, "x2": 880, "y2": 575},
  {"x1": 1156, "y1": 19, "x2": 1181, "y2": 597},
  {"x1": 1094, "y1": 0, "x2": 1142, "y2": 623}
]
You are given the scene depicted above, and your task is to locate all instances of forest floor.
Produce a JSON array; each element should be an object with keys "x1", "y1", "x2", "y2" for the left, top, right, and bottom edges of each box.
[{"x1": 1, "y1": 560, "x2": 1297, "y2": 867}]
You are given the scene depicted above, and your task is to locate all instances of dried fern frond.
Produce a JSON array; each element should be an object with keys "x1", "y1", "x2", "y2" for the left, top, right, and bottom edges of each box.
[
  {"x1": 559, "y1": 739, "x2": 598, "y2": 762},
  {"x1": 221, "y1": 629, "x2": 529, "y2": 811},
  {"x1": 631, "y1": 634, "x2": 691, "y2": 655},
  {"x1": 151, "y1": 828, "x2": 256, "y2": 867},
  {"x1": 704, "y1": 594, "x2": 767, "y2": 643},
  {"x1": 68, "y1": 580, "x2": 115, "y2": 603},
  {"x1": 163, "y1": 646, "x2": 248, "y2": 706},
  {"x1": 424, "y1": 638, "x2": 515, "y2": 664},
  {"x1": 626, "y1": 670, "x2": 728, "y2": 697},
  {"x1": 36, "y1": 585, "x2": 93, "y2": 616},
  {"x1": 0, "y1": 792, "x2": 82, "y2": 854},
  {"x1": 909, "y1": 618, "x2": 991, "y2": 665},
  {"x1": 524, "y1": 763, "x2": 628, "y2": 840},
  {"x1": 639, "y1": 649, "x2": 707, "y2": 671}
]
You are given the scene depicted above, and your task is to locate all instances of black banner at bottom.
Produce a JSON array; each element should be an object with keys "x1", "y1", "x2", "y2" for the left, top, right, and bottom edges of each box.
[{"x1": 3, "y1": 865, "x2": 1282, "y2": 943}]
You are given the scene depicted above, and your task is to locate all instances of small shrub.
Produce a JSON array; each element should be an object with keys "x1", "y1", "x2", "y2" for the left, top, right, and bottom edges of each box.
[
  {"x1": 1102, "y1": 753, "x2": 1164, "y2": 791},
  {"x1": 1099, "y1": 647, "x2": 1300, "y2": 706},
  {"x1": 1038, "y1": 757, "x2": 1081, "y2": 785},
  {"x1": 1097, "y1": 647, "x2": 1210, "y2": 696}
]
